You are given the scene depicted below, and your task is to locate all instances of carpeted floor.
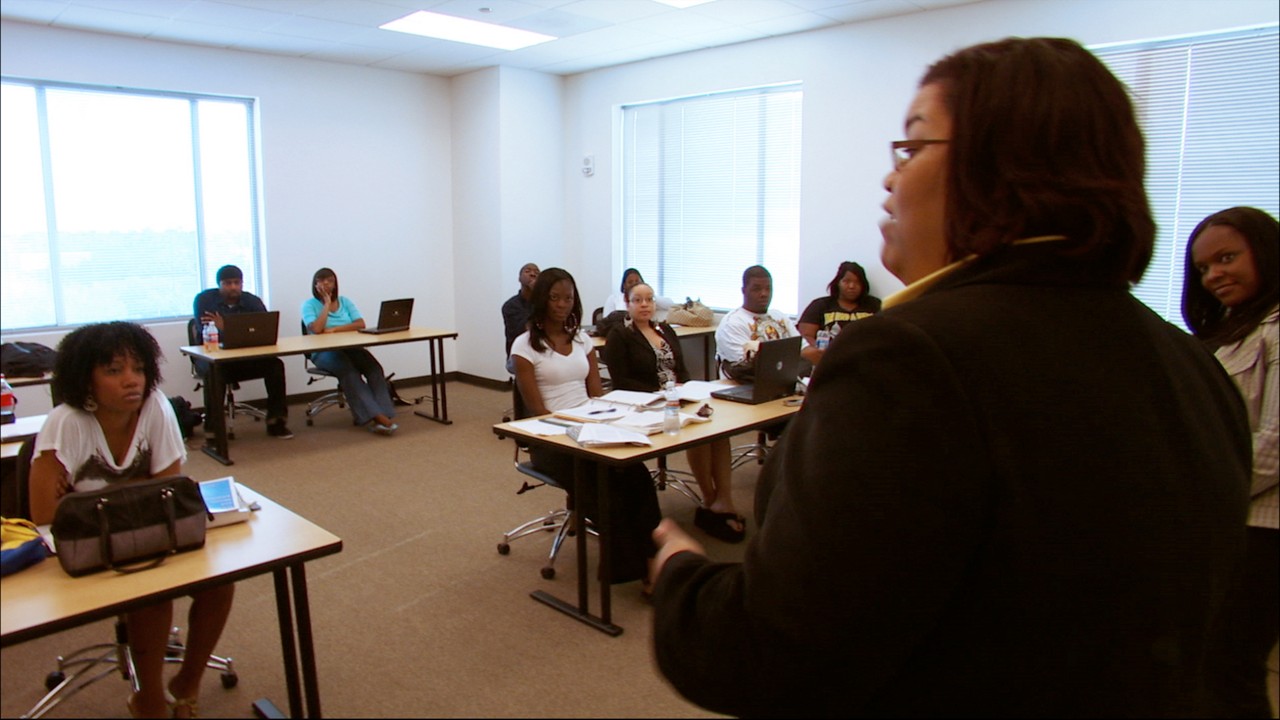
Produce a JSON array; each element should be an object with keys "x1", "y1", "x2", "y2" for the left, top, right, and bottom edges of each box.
[{"x1": 0, "y1": 380, "x2": 761, "y2": 718}]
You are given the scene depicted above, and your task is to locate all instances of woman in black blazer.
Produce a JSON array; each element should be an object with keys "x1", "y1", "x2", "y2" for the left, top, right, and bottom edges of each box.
[{"x1": 604, "y1": 283, "x2": 744, "y2": 543}]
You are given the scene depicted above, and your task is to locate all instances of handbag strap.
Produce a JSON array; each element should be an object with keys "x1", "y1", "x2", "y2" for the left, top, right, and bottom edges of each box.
[{"x1": 96, "y1": 490, "x2": 178, "y2": 575}]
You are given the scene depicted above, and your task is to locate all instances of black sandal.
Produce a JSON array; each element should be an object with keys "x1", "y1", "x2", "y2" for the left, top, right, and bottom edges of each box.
[{"x1": 695, "y1": 506, "x2": 746, "y2": 544}]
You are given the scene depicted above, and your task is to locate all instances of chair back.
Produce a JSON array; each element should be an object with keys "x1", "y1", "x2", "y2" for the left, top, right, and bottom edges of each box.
[
  {"x1": 300, "y1": 321, "x2": 336, "y2": 378},
  {"x1": 1, "y1": 437, "x2": 36, "y2": 520}
]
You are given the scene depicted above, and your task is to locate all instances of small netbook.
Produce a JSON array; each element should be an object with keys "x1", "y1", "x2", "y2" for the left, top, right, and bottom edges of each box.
[
  {"x1": 220, "y1": 311, "x2": 280, "y2": 349},
  {"x1": 711, "y1": 336, "x2": 802, "y2": 405},
  {"x1": 358, "y1": 298, "x2": 414, "y2": 335}
]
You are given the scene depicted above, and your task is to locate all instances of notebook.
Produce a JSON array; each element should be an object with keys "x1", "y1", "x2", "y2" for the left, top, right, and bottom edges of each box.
[
  {"x1": 219, "y1": 311, "x2": 280, "y2": 349},
  {"x1": 711, "y1": 336, "x2": 802, "y2": 404},
  {"x1": 358, "y1": 298, "x2": 414, "y2": 334}
]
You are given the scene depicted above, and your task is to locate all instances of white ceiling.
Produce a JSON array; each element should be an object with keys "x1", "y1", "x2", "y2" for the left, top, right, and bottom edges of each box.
[{"x1": 0, "y1": 0, "x2": 979, "y2": 76}]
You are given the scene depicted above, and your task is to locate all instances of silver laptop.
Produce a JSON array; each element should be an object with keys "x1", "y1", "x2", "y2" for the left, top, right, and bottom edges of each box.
[
  {"x1": 358, "y1": 298, "x2": 414, "y2": 334},
  {"x1": 219, "y1": 311, "x2": 279, "y2": 349},
  {"x1": 711, "y1": 336, "x2": 802, "y2": 404}
]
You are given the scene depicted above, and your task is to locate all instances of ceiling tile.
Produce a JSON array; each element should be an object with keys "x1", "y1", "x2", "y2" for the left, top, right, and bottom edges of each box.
[
  {"x1": 53, "y1": 3, "x2": 170, "y2": 37},
  {"x1": 0, "y1": 0, "x2": 71, "y2": 25}
]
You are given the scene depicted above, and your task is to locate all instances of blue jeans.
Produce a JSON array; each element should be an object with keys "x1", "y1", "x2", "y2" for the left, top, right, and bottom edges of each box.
[{"x1": 311, "y1": 348, "x2": 395, "y2": 426}]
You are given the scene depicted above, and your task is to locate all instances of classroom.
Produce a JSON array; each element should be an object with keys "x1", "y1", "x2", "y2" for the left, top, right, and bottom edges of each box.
[{"x1": 2, "y1": 0, "x2": 1277, "y2": 717}]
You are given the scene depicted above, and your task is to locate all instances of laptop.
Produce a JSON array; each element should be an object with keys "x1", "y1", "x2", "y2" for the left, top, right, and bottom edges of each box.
[
  {"x1": 219, "y1": 311, "x2": 279, "y2": 349},
  {"x1": 711, "y1": 336, "x2": 802, "y2": 404},
  {"x1": 358, "y1": 298, "x2": 414, "y2": 334}
]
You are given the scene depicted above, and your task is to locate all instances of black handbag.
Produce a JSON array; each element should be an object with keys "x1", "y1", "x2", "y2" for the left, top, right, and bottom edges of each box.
[{"x1": 51, "y1": 476, "x2": 208, "y2": 577}]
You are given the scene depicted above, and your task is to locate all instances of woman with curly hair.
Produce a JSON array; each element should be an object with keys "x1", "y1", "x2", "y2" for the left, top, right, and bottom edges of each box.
[{"x1": 29, "y1": 322, "x2": 233, "y2": 719}]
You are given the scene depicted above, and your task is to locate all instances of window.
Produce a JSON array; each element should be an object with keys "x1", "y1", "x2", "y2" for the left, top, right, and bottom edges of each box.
[
  {"x1": 0, "y1": 79, "x2": 262, "y2": 331},
  {"x1": 1092, "y1": 26, "x2": 1279, "y2": 329},
  {"x1": 620, "y1": 85, "x2": 802, "y2": 313}
]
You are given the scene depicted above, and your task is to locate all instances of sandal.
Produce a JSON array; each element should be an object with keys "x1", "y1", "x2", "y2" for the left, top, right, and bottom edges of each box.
[
  {"x1": 166, "y1": 686, "x2": 200, "y2": 719},
  {"x1": 694, "y1": 506, "x2": 746, "y2": 544}
]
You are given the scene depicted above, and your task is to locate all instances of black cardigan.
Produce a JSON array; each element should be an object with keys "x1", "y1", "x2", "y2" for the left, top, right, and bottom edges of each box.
[{"x1": 602, "y1": 320, "x2": 690, "y2": 392}]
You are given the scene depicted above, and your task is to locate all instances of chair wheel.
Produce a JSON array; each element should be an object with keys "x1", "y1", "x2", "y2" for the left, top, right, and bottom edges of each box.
[
  {"x1": 221, "y1": 671, "x2": 238, "y2": 689},
  {"x1": 45, "y1": 671, "x2": 65, "y2": 691},
  {"x1": 497, "y1": 543, "x2": 510, "y2": 555},
  {"x1": 227, "y1": 431, "x2": 236, "y2": 440},
  {"x1": 306, "y1": 418, "x2": 314, "y2": 426},
  {"x1": 540, "y1": 566, "x2": 556, "y2": 580}
]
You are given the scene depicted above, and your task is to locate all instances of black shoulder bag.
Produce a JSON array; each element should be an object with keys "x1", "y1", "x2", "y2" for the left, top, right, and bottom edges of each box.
[{"x1": 51, "y1": 476, "x2": 208, "y2": 577}]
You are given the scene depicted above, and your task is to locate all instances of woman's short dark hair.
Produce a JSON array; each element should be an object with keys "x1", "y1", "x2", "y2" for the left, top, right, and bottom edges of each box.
[
  {"x1": 619, "y1": 268, "x2": 643, "y2": 294},
  {"x1": 52, "y1": 322, "x2": 164, "y2": 410},
  {"x1": 921, "y1": 37, "x2": 1154, "y2": 284},
  {"x1": 311, "y1": 267, "x2": 338, "y2": 302},
  {"x1": 1181, "y1": 206, "x2": 1279, "y2": 347},
  {"x1": 527, "y1": 267, "x2": 584, "y2": 354}
]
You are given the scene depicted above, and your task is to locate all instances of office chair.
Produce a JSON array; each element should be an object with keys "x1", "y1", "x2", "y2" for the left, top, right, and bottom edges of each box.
[
  {"x1": 12, "y1": 437, "x2": 237, "y2": 719},
  {"x1": 186, "y1": 318, "x2": 267, "y2": 440},
  {"x1": 495, "y1": 391, "x2": 594, "y2": 580},
  {"x1": 653, "y1": 456, "x2": 702, "y2": 506},
  {"x1": 300, "y1": 322, "x2": 347, "y2": 425}
]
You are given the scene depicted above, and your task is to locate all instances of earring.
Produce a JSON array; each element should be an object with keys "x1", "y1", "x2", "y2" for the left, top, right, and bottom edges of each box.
[{"x1": 83, "y1": 396, "x2": 98, "y2": 412}]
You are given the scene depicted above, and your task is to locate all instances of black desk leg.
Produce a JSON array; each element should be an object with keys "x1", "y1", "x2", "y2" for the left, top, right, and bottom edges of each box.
[
  {"x1": 530, "y1": 457, "x2": 622, "y2": 636},
  {"x1": 413, "y1": 338, "x2": 452, "y2": 425},
  {"x1": 272, "y1": 569, "x2": 304, "y2": 718},
  {"x1": 596, "y1": 462, "x2": 612, "y2": 625},
  {"x1": 292, "y1": 564, "x2": 323, "y2": 718},
  {"x1": 201, "y1": 364, "x2": 234, "y2": 466}
]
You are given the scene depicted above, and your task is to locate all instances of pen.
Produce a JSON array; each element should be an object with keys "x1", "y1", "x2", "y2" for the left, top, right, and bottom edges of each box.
[
  {"x1": 588, "y1": 408, "x2": 616, "y2": 415},
  {"x1": 542, "y1": 418, "x2": 577, "y2": 428}
]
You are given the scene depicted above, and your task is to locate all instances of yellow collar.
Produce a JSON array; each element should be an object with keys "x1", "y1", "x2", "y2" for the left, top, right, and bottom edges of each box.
[{"x1": 882, "y1": 235, "x2": 1067, "y2": 310}]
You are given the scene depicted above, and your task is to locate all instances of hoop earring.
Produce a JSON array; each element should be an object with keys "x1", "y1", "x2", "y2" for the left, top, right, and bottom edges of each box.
[{"x1": 83, "y1": 396, "x2": 98, "y2": 412}]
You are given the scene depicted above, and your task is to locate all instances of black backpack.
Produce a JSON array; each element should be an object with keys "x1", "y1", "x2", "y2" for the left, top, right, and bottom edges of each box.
[
  {"x1": 168, "y1": 395, "x2": 204, "y2": 440},
  {"x1": 0, "y1": 342, "x2": 57, "y2": 378}
]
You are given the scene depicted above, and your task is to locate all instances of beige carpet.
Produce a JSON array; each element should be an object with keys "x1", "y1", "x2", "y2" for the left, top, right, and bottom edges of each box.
[{"x1": 0, "y1": 381, "x2": 761, "y2": 718}]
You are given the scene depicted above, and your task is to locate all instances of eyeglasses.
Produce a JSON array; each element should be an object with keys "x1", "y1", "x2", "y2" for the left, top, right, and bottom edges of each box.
[{"x1": 891, "y1": 139, "x2": 949, "y2": 170}]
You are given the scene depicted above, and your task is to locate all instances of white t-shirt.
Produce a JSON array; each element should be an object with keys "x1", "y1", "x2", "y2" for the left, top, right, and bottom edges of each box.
[
  {"x1": 715, "y1": 306, "x2": 799, "y2": 375},
  {"x1": 510, "y1": 330, "x2": 595, "y2": 412},
  {"x1": 35, "y1": 389, "x2": 187, "y2": 493}
]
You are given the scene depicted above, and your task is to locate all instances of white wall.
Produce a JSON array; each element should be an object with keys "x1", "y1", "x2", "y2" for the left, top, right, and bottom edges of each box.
[
  {"x1": 451, "y1": 66, "x2": 565, "y2": 381},
  {"x1": 561, "y1": 0, "x2": 1280, "y2": 317},
  {"x1": 0, "y1": 20, "x2": 454, "y2": 412}
]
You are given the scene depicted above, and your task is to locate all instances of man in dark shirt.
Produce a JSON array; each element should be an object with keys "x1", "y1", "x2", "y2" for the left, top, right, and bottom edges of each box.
[
  {"x1": 193, "y1": 264, "x2": 292, "y2": 438},
  {"x1": 501, "y1": 262, "x2": 539, "y2": 361}
]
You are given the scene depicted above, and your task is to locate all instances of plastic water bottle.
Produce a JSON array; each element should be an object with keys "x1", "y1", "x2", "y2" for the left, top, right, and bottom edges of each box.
[
  {"x1": 816, "y1": 329, "x2": 831, "y2": 351},
  {"x1": 203, "y1": 321, "x2": 220, "y2": 352},
  {"x1": 662, "y1": 381, "x2": 680, "y2": 436},
  {"x1": 0, "y1": 375, "x2": 15, "y2": 425}
]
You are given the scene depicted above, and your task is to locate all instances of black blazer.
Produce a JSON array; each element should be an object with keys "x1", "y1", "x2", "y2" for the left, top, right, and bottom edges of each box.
[
  {"x1": 603, "y1": 320, "x2": 690, "y2": 392},
  {"x1": 652, "y1": 241, "x2": 1252, "y2": 717}
]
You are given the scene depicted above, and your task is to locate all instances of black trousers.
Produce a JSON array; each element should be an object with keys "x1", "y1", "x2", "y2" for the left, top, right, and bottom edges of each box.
[
  {"x1": 1204, "y1": 525, "x2": 1279, "y2": 718},
  {"x1": 529, "y1": 446, "x2": 660, "y2": 584},
  {"x1": 200, "y1": 357, "x2": 288, "y2": 421}
]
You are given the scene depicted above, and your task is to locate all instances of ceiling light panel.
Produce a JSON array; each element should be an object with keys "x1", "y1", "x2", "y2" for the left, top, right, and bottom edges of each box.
[{"x1": 380, "y1": 10, "x2": 557, "y2": 51}]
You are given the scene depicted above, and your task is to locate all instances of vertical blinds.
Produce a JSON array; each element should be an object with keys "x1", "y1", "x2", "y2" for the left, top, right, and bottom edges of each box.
[
  {"x1": 1094, "y1": 26, "x2": 1279, "y2": 329},
  {"x1": 621, "y1": 85, "x2": 802, "y2": 313}
]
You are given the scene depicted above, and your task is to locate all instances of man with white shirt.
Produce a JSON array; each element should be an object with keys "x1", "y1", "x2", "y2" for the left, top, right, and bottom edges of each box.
[{"x1": 715, "y1": 265, "x2": 799, "y2": 380}]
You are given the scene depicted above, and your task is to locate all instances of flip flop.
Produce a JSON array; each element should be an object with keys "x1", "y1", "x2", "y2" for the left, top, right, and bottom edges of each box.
[{"x1": 694, "y1": 506, "x2": 746, "y2": 544}]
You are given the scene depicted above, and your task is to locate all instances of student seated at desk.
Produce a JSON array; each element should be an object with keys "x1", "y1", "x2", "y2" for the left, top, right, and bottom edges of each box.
[
  {"x1": 301, "y1": 267, "x2": 398, "y2": 436},
  {"x1": 602, "y1": 268, "x2": 673, "y2": 318},
  {"x1": 603, "y1": 282, "x2": 744, "y2": 543},
  {"x1": 29, "y1": 322, "x2": 234, "y2": 720},
  {"x1": 511, "y1": 267, "x2": 661, "y2": 587},
  {"x1": 194, "y1": 263, "x2": 293, "y2": 439},
  {"x1": 715, "y1": 264, "x2": 804, "y2": 381},
  {"x1": 796, "y1": 261, "x2": 881, "y2": 367}
]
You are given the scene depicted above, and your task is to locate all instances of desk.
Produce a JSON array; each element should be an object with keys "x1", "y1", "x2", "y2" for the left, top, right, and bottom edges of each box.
[
  {"x1": 592, "y1": 324, "x2": 718, "y2": 380},
  {"x1": 1, "y1": 486, "x2": 342, "y2": 719},
  {"x1": 1, "y1": 413, "x2": 47, "y2": 445},
  {"x1": 8, "y1": 372, "x2": 53, "y2": 388},
  {"x1": 492, "y1": 394, "x2": 797, "y2": 635},
  {"x1": 181, "y1": 327, "x2": 458, "y2": 465}
]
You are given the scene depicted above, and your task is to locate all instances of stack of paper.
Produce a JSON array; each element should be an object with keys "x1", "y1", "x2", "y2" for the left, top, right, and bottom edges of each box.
[
  {"x1": 566, "y1": 423, "x2": 652, "y2": 447},
  {"x1": 612, "y1": 410, "x2": 712, "y2": 435}
]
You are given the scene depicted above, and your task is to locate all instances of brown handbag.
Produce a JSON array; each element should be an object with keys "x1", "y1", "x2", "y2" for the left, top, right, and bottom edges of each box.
[{"x1": 667, "y1": 298, "x2": 714, "y2": 327}]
